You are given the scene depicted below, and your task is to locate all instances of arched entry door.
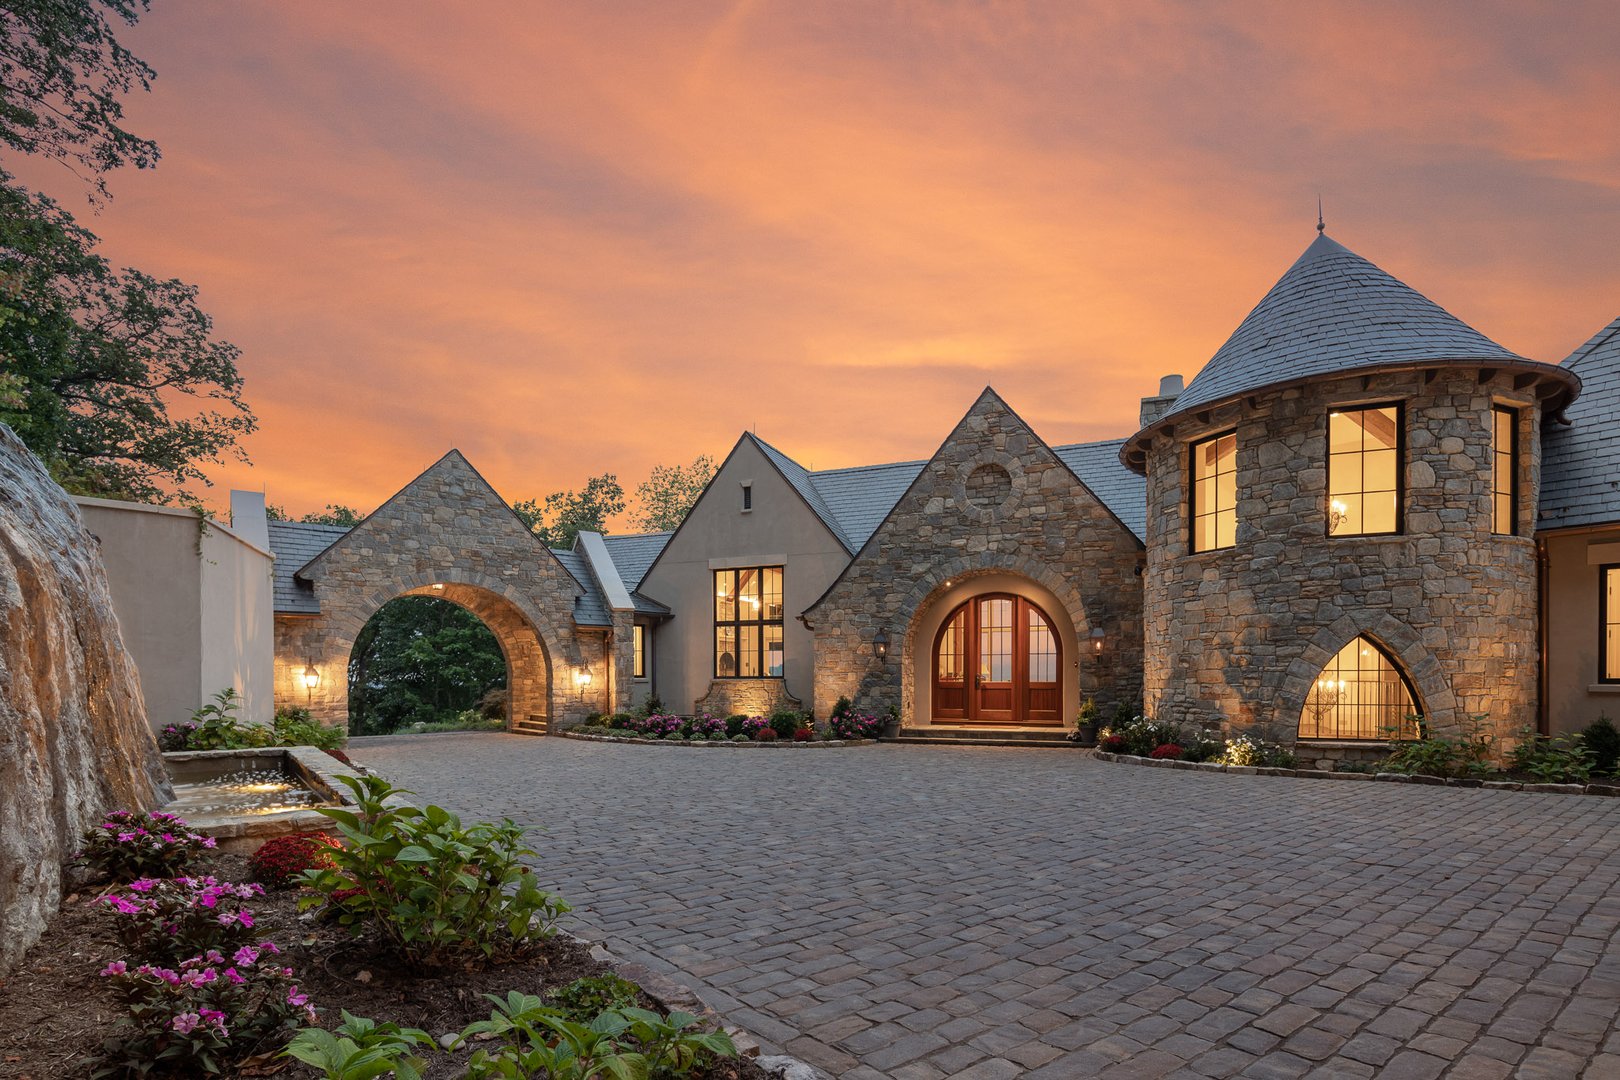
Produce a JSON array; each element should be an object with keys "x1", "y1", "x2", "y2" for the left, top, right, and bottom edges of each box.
[{"x1": 933, "y1": 594, "x2": 1062, "y2": 725}]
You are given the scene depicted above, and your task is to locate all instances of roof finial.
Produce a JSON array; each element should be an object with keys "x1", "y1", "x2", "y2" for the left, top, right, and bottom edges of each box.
[{"x1": 1316, "y1": 195, "x2": 1325, "y2": 234}]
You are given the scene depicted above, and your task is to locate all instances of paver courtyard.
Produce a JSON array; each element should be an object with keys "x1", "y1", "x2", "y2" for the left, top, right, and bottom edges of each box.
[{"x1": 353, "y1": 734, "x2": 1620, "y2": 1078}]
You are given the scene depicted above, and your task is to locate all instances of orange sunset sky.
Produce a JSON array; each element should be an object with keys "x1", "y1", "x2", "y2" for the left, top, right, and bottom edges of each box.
[{"x1": 16, "y1": 2, "x2": 1620, "y2": 526}]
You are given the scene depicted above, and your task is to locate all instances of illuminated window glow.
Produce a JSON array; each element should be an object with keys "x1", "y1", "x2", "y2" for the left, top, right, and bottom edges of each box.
[
  {"x1": 1327, "y1": 405, "x2": 1401, "y2": 536},
  {"x1": 1190, "y1": 431, "x2": 1237, "y2": 552},
  {"x1": 1301, "y1": 635, "x2": 1420, "y2": 741},
  {"x1": 714, "y1": 567, "x2": 783, "y2": 678},
  {"x1": 1492, "y1": 406, "x2": 1517, "y2": 535},
  {"x1": 1604, "y1": 567, "x2": 1620, "y2": 683}
]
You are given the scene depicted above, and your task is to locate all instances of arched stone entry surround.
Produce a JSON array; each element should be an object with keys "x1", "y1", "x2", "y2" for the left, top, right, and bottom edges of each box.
[
  {"x1": 806, "y1": 389, "x2": 1145, "y2": 724},
  {"x1": 272, "y1": 451, "x2": 623, "y2": 732}
]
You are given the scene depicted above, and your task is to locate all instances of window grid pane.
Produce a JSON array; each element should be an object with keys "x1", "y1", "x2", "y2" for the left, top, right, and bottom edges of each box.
[
  {"x1": 632, "y1": 625, "x2": 644, "y2": 679},
  {"x1": 1606, "y1": 568, "x2": 1620, "y2": 682},
  {"x1": 1191, "y1": 431, "x2": 1238, "y2": 552},
  {"x1": 1028, "y1": 608, "x2": 1057, "y2": 683},
  {"x1": 1493, "y1": 407, "x2": 1516, "y2": 535},
  {"x1": 713, "y1": 566, "x2": 785, "y2": 678},
  {"x1": 938, "y1": 610, "x2": 965, "y2": 682},
  {"x1": 1301, "y1": 636, "x2": 1420, "y2": 740},
  {"x1": 1328, "y1": 406, "x2": 1401, "y2": 536},
  {"x1": 978, "y1": 598, "x2": 1013, "y2": 682}
]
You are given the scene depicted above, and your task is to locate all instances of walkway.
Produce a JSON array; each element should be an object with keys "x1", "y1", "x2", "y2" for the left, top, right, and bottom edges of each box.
[{"x1": 350, "y1": 734, "x2": 1620, "y2": 1079}]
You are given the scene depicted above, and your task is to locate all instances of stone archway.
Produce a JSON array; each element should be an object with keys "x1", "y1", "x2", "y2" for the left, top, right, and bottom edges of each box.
[
  {"x1": 271, "y1": 450, "x2": 612, "y2": 733},
  {"x1": 339, "y1": 578, "x2": 553, "y2": 735}
]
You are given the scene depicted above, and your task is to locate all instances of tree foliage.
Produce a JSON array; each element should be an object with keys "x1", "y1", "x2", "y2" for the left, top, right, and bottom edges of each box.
[
  {"x1": 268, "y1": 502, "x2": 365, "y2": 527},
  {"x1": 631, "y1": 453, "x2": 715, "y2": 531},
  {"x1": 512, "y1": 473, "x2": 624, "y2": 549},
  {"x1": 0, "y1": 0, "x2": 160, "y2": 201},
  {"x1": 347, "y1": 597, "x2": 506, "y2": 736},
  {"x1": 0, "y1": 174, "x2": 253, "y2": 503}
]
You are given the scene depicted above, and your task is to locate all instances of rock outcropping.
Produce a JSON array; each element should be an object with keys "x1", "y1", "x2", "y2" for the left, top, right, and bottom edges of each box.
[{"x1": 0, "y1": 423, "x2": 170, "y2": 971}]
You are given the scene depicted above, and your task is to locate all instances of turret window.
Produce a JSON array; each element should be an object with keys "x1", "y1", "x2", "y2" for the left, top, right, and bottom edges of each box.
[
  {"x1": 1302, "y1": 635, "x2": 1420, "y2": 741},
  {"x1": 1492, "y1": 406, "x2": 1518, "y2": 535},
  {"x1": 1327, "y1": 404, "x2": 1402, "y2": 536},
  {"x1": 1189, "y1": 431, "x2": 1237, "y2": 553}
]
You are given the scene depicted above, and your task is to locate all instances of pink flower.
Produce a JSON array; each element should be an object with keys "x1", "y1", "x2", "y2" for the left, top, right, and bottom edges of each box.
[
  {"x1": 202, "y1": 836, "x2": 218, "y2": 849},
  {"x1": 171, "y1": 1013, "x2": 200, "y2": 1035},
  {"x1": 99, "y1": 961, "x2": 128, "y2": 977},
  {"x1": 224, "y1": 967, "x2": 245, "y2": 985},
  {"x1": 116, "y1": 832, "x2": 136, "y2": 842},
  {"x1": 286, "y1": 987, "x2": 309, "y2": 1008},
  {"x1": 233, "y1": 945, "x2": 260, "y2": 967}
]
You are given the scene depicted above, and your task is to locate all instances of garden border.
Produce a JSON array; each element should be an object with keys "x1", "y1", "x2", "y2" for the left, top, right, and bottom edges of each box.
[
  {"x1": 560, "y1": 731, "x2": 878, "y2": 750},
  {"x1": 1093, "y1": 750, "x2": 1620, "y2": 797}
]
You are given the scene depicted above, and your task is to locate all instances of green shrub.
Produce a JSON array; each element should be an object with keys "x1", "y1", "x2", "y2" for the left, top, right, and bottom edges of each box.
[
  {"x1": 298, "y1": 775, "x2": 569, "y2": 968},
  {"x1": 769, "y1": 710, "x2": 804, "y2": 738},
  {"x1": 272, "y1": 708, "x2": 346, "y2": 751},
  {"x1": 730, "y1": 734, "x2": 749, "y2": 742},
  {"x1": 1382, "y1": 725, "x2": 1493, "y2": 779},
  {"x1": 724, "y1": 714, "x2": 751, "y2": 737},
  {"x1": 1218, "y1": 732, "x2": 1296, "y2": 769},
  {"x1": 1583, "y1": 716, "x2": 1620, "y2": 776},
  {"x1": 548, "y1": 975, "x2": 640, "y2": 1023},
  {"x1": 282, "y1": 1011, "x2": 435, "y2": 1080},
  {"x1": 1509, "y1": 731, "x2": 1594, "y2": 785},
  {"x1": 605, "y1": 713, "x2": 635, "y2": 730},
  {"x1": 457, "y1": 992, "x2": 736, "y2": 1080}
]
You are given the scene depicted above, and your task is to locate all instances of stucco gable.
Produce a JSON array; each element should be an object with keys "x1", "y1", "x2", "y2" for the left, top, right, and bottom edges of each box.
[
  {"x1": 805, "y1": 387, "x2": 1142, "y2": 617},
  {"x1": 294, "y1": 449, "x2": 585, "y2": 602}
]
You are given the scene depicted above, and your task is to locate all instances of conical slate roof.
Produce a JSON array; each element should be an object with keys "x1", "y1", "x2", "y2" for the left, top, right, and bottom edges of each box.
[
  {"x1": 1539, "y1": 318, "x2": 1620, "y2": 531},
  {"x1": 1163, "y1": 232, "x2": 1528, "y2": 420}
]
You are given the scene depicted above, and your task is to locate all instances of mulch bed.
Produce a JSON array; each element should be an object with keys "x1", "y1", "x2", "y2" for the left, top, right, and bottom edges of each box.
[{"x1": 0, "y1": 854, "x2": 771, "y2": 1080}]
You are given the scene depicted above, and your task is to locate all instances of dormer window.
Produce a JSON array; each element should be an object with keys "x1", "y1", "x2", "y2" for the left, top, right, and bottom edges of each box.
[
  {"x1": 1189, "y1": 431, "x2": 1237, "y2": 553},
  {"x1": 1327, "y1": 404, "x2": 1402, "y2": 536}
]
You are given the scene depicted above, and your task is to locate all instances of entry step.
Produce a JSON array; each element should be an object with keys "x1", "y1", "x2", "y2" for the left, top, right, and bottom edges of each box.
[{"x1": 889, "y1": 726, "x2": 1078, "y2": 748}]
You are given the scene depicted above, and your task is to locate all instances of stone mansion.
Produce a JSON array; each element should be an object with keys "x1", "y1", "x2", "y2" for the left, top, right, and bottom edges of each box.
[{"x1": 264, "y1": 230, "x2": 1620, "y2": 752}]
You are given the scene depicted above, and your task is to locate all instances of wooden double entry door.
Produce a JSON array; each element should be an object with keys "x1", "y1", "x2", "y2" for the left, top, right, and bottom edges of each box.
[{"x1": 932, "y1": 593, "x2": 1063, "y2": 725}]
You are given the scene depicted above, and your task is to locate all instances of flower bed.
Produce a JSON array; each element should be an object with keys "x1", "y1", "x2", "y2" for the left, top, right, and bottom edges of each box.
[
  {"x1": 1, "y1": 789, "x2": 781, "y2": 1078},
  {"x1": 571, "y1": 707, "x2": 879, "y2": 748}
]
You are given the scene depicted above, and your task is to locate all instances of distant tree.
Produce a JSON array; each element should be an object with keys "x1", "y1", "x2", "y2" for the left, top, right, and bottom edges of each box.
[
  {"x1": 300, "y1": 504, "x2": 364, "y2": 527},
  {"x1": 0, "y1": 175, "x2": 253, "y2": 503},
  {"x1": 0, "y1": 0, "x2": 161, "y2": 203},
  {"x1": 631, "y1": 454, "x2": 715, "y2": 531},
  {"x1": 347, "y1": 596, "x2": 506, "y2": 735},
  {"x1": 512, "y1": 473, "x2": 625, "y2": 548}
]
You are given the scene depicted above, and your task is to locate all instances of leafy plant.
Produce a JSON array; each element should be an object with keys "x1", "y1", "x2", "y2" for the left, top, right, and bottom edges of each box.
[
  {"x1": 549, "y1": 975, "x2": 641, "y2": 1024},
  {"x1": 1509, "y1": 730, "x2": 1594, "y2": 785},
  {"x1": 1218, "y1": 733, "x2": 1296, "y2": 769},
  {"x1": 101, "y1": 877, "x2": 264, "y2": 962},
  {"x1": 248, "y1": 832, "x2": 337, "y2": 889},
  {"x1": 282, "y1": 1011, "x2": 435, "y2": 1080},
  {"x1": 1382, "y1": 716, "x2": 1492, "y2": 778},
  {"x1": 298, "y1": 774, "x2": 569, "y2": 968},
  {"x1": 93, "y1": 944, "x2": 310, "y2": 1078},
  {"x1": 768, "y1": 710, "x2": 804, "y2": 739},
  {"x1": 273, "y1": 707, "x2": 346, "y2": 750},
  {"x1": 78, "y1": 809, "x2": 215, "y2": 880},
  {"x1": 1582, "y1": 716, "x2": 1620, "y2": 776},
  {"x1": 183, "y1": 689, "x2": 267, "y2": 750}
]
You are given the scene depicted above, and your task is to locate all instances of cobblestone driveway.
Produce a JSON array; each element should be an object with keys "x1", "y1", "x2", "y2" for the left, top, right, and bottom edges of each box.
[{"x1": 351, "y1": 734, "x2": 1620, "y2": 1079}]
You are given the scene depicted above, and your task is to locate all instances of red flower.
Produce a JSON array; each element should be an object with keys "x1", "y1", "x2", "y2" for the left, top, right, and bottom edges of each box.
[
  {"x1": 792, "y1": 728, "x2": 813, "y2": 742},
  {"x1": 1149, "y1": 743, "x2": 1183, "y2": 760},
  {"x1": 1101, "y1": 735, "x2": 1126, "y2": 752}
]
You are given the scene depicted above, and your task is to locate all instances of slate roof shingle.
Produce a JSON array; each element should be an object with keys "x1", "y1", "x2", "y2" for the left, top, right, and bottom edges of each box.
[
  {"x1": 1163, "y1": 232, "x2": 1532, "y2": 424},
  {"x1": 752, "y1": 436, "x2": 1146, "y2": 548},
  {"x1": 603, "y1": 532, "x2": 672, "y2": 591},
  {"x1": 1540, "y1": 317, "x2": 1620, "y2": 532},
  {"x1": 548, "y1": 547, "x2": 611, "y2": 627},
  {"x1": 266, "y1": 520, "x2": 352, "y2": 614}
]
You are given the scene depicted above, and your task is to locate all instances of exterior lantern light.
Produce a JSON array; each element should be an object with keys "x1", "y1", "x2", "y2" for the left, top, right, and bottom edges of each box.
[
  {"x1": 1090, "y1": 627, "x2": 1106, "y2": 654},
  {"x1": 873, "y1": 630, "x2": 890, "y2": 661},
  {"x1": 302, "y1": 663, "x2": 321, "y2": 690},
  {"x1": 574, "y1": 668, "x2": 593, "y2": 687},
  {"x1": 431, "y1": 582, "x2": 445, "y2": 591}
]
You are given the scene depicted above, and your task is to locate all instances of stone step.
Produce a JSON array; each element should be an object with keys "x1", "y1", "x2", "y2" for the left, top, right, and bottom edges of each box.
[
  {"x1": 510, "y1": 718, "x2": 549, "y2": 737},
  {"x1": 889, "y1": 726, "x2": 1080, "y2": 748}
]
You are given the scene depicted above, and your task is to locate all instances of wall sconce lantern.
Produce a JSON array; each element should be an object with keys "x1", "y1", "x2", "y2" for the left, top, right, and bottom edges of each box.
[
  {"x1": 431, "y1": 582, "x2": 445, "y2": 591},
  {"x1": 1090, "y1": 627, "x2": 1106, "y2": 654},
  {"x1": 574, "y1": 668, "x2": 593, "y2": 688},
  {"x1": 302, "y1": 661, "x2": 321, "y2": 695},
  {"x1": 873, "y1": 630, "x2": 890, "y2": 661}
]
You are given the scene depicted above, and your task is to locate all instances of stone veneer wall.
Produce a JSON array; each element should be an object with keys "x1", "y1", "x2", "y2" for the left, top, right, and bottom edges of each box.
[
  {"x1": 693, "y1": 679, "x2": 803, "y2": 718},
  {"x1": 273, "y1": 452, "x2": 624, "y2": 729},
  {"x1": 1141, "y1": 368, "x2": 1543, "y2": 747},
  {"x1": 808, "y1": 392, "x2": 1145, "y2": 722}
]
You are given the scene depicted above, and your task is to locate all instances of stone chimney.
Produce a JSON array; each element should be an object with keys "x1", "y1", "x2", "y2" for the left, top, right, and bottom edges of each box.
[{"x1": 1138, "y1": 374, "x2": 1184, "y2": 427}]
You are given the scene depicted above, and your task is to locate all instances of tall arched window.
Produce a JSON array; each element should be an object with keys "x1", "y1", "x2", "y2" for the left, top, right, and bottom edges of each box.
[{"x1": 1301, "y1": 636, "x2": 1420, "y2": 740}]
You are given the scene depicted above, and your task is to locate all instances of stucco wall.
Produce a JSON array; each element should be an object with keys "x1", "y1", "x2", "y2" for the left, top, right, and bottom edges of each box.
[
  {"x1": 809, "y1": 391, "x2": 1145, "y2": 725},
  {"x1": 638, "y1": 437, "x2": 851, "y2": 715},
  {"x1": 1543, "y1": 527, "x2": 1620, "y2": 735},
  {"x1": 75, "y1": 497, "x2": 274, "y2": 728},
  {"x1": 1140, "y1": 368, "x2": 1543, "y2": 745}
]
